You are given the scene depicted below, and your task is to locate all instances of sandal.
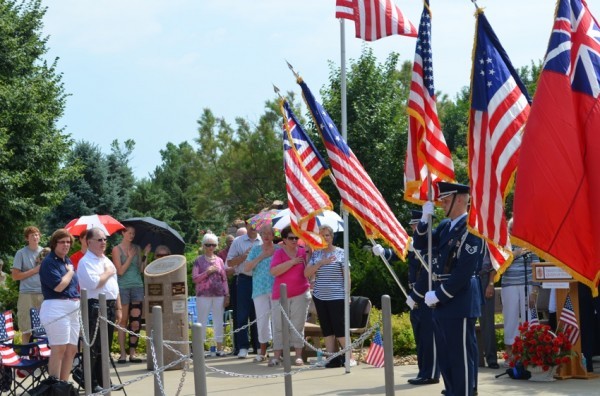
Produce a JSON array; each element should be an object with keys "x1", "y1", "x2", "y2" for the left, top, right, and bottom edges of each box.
[
  {"x1": 117, "y1": 358, "x2": 127, "y2": 364},
  {"x1": 268, "y1": 358, "x2": 280, "y2": 367},
  {"x1": 129, "y1": 357, "x2": 142, "y2": 363},
  {"x1": 294, "y1": 358, "x2": 304, "y2": 366}
]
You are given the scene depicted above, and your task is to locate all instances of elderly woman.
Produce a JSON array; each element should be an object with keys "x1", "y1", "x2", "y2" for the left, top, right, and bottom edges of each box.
[
  {"x1": 269, "y1": 226, "x2": 311, "y2": 367},
  {"x1": 244, "y1": 225, "x2": 278, "y2": 362},
  {"x1": 305, "y1": 225, "x2": 355, "y2": 367},
  {"x1": 39, "y1": 229, "x2": 80, "y2": 381},
  {"x1": 192, "y1": 233, "x2": 230, "y2": 356}
]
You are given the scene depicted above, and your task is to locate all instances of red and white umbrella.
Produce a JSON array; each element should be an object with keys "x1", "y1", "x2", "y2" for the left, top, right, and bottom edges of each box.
[{"x1": 64, "y1": 214, "x2": 126, "y2": 237}]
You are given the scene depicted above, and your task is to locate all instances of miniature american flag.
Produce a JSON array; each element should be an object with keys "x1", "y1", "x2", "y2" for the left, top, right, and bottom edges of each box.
[
  {"x1": 559, "y1": 293, "x2": 580, "y2": 345},
  {"x1": 365, "y1": 329, "x2": 385, "y2": 367}
]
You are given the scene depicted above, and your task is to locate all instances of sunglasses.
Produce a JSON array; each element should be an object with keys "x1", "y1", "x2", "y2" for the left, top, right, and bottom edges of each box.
[
  {"x1": 155, "y1": 253, "x2": 167, "y2": 258},
  {"x1": 204, "y1": 244, "x2": 217, "y2": 248},
  {"x1": 286, "y1": 236, "x2": 299, "y2": 241}
]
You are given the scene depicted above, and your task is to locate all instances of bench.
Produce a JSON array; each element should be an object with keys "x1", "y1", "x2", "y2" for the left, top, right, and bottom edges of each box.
[{"x1": 476, "y1": 287, "x2": 550, "y2": 367}]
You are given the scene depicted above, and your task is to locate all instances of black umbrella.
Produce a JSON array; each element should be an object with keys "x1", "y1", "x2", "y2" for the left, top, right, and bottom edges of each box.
[{"x1": 121, "y1": 217, "x2": 185, "y2": 254}]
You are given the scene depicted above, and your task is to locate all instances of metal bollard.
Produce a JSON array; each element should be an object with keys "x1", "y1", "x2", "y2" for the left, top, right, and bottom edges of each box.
[
  {"x1": 152, "y1": 306, "x2": 164, "y2": 396},
  {"x1": 280, "y1": 284, "x2": 293, "y2": 396},
  {"x1": 99, "y1": 293, "x2": 111, "y2": 396},
  {"x1": 80, "y1": 289, "x2": 93, "y2": 395},
  {"x1": 382, "y1": 295, "x2": 394, "y2": 396},
  {"x1": 192, "y1": 323, "x2": 208, "y2": 396}
]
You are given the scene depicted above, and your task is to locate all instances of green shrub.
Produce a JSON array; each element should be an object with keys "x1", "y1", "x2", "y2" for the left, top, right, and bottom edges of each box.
[{"x1": 366, "y1": 306, "x2": 416, "y2": 356}]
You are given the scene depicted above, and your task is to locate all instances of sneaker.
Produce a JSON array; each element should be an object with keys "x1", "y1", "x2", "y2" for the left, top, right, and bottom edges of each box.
[
  {"x1": 216, "y1": 350, "x2": 226, "y2": 357},
  {"x1": 268, "y1": 357, "x2": 280, "y2": 367},
  {"x1": 238, "y1": 348, "x2": 248, "y2": 359},
  {"x1": 254, "y1": 355, "x2": 265, "y2": 362},
  {"x1": 349, "y1": 359, "x2": 357, "y2": 367}
]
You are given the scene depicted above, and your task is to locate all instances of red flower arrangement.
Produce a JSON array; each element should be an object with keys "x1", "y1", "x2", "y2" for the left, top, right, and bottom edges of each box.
[{"x1": 504, "y1": 322, "x2": 573, "y2": 372}]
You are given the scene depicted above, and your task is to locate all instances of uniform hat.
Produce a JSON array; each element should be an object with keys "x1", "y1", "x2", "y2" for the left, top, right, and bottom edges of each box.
[
  {"x1": 437, "y1": 181, "x2": 470, "y2": 200},
  {"x1": 409, "y1": 210, "x2": 422, "y2": 225}
]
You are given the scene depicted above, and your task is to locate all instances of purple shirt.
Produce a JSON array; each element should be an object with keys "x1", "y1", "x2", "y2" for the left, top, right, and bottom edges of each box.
[{"x1": 191, "y1": 255, "x2": 229, "y2": 297}]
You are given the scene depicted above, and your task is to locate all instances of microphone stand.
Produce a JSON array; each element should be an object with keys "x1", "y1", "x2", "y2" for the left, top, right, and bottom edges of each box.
[{"x1": 523, "y1": 251, "x2": 530, "y2": 322}]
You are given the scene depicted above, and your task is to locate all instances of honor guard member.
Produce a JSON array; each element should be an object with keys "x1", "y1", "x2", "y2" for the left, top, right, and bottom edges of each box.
[
  {"x1": 372, "y1": 210, "x2": 440, "y2": 386},
  {"x1": 413, "y1": 182, "x2": 483, "y2": 396}
]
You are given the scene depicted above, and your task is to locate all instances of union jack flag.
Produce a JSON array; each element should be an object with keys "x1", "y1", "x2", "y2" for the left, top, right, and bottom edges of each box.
[
  {"x1": 365, "y1": 329, "x2": 385, "y2": 367},
  {"x1": 511, "y1": 0, "x2": 600, "y2": 291},
  {"x1": 282, "y1": 124, "x2": 332, "y2": 249},
  {"x1": 281, "y1": 100, "x2": 330, "y2": 184},
  {"x1": 405, "y1": 0, "x2": 455, "y2": 205},
  {"x1": 335, "y1": 0, "x2": 417, "y2": 41},
  {"x1": 298, "y1": 78, "x2": 409, "y2": 259},
  {"x1": 559, "y1": 293, "x2": 580, "y2": 345},
  {"x1": 467, "y1": 10, "x2": 531, "y2": 274}
]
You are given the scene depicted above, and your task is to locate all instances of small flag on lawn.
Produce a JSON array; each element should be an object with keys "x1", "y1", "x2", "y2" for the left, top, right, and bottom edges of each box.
[{"x1": 365, "y1": 329, "x2": 385, "y2": 367}]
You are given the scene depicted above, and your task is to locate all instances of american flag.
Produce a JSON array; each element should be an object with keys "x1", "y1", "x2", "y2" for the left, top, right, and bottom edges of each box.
[
  {"x1": 365, "y1": 329, "x2": 385, "y2": 367},
  {"x1": 283, "y1": 126, "x2": 331, "y2": 249},
  {"x1": 281, "y1": 99, "x2": 330, "y2": 184},
  {"x1": 528, "y1": 307, "x2": 540, "y2": 327},
  {"x1": 298, "y1": 78, "x2": 409, "y2": 259},
  {"x1": 559, "y1": 293, "x2": 580, "y2": 345},
  {"x1": 467, "y1": 10, "x2": 531, "y2": 273},
  {"x1": 404, "y1": 0, "x2": 455, "y2": 205},
  {"x1": 335, "y1": 0, "x2": 417, "y2": 41}
]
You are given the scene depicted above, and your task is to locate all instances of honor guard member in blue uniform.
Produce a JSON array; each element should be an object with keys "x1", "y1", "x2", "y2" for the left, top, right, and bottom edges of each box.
[
  {"x1": 373, "y1": 210, "x2": 440, "y2": 386},
  {"x1": 413, "y1": 182, "x2": 483, "y2": 396}
]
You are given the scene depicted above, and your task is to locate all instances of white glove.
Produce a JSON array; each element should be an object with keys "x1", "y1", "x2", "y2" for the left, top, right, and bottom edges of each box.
[
  {"x1": 406, "y1": 295, "x2": 416, "y2": 310},
  {"x1": 408, "y1": 241, "x2": 415, "y2": 252},
  {"x1": 372, "y1": 244, "x2": 385, "y2": 257},
  {"x1": 424, "y1": 291, "x2": 439, "y2": 307},
  {"x1": 421, "y1": 201, "x2": 434, "y2": 223}
]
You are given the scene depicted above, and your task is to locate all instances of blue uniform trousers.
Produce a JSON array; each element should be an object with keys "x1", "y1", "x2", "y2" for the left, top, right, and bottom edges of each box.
[
  {"x1": 433, "y1": 316, "x2": 477, "y2": 396},
  {"x1": 411, "y1": 305, "x2": 439, "y2": 379}
]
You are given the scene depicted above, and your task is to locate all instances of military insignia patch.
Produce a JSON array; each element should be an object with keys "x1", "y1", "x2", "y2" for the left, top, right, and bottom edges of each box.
[{"x1": 465, "y1": 244, "x2": 478, "y2": 255}]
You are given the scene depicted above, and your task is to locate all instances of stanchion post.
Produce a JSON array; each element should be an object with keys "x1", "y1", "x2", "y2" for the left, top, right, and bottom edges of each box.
[
  {"x1": 99, "y1": 293, "x2": 111, "y2": 396},
  {"x1": 80, "y1": 288, "x2": 93, "y2": 394},
  {"x1": 280, "y1": 284, "x2": 293, "y2": 396},
  {"x1": 152, "y1": 305, "x2": 165, "y2": 396},
  {"x1": 382, "y1": 295, "x2": 394, "y2": 396},
  {"x1": 192, "y1": 323, "x2": 208, "y2": 396}
]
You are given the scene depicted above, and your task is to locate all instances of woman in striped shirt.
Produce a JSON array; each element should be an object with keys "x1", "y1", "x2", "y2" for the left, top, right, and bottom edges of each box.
[{"x1": 306, "y1": 225, "x2": 355, "y2": 366}]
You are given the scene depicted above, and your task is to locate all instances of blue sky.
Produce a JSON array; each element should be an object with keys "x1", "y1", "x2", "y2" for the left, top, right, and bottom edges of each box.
[{"x1": 40, "y1": 0, "x2": 584, "y2": 179}]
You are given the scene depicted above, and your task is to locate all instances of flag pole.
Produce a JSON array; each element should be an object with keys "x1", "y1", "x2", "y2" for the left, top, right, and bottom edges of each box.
[
  {"x1": 339, "y1": 17, "x2": 352, "y2": 373},
  {"x1": 427, "y1": 174, "x2": 433, "y2": 292}
]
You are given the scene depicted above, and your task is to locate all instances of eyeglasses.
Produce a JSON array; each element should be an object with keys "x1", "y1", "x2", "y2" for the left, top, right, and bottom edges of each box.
[
  {"x1": 204, "y1": 244, "x2": 217, "y2": 248},
  {"x1": 286, "y1": 236, "x2": 299, "y2": 241},
  {"x1": 57, "y1": 240, "x2": 71, "y2": 245},
  {"x1": 94, "y1": 238, "x2": 108, "y2": 242}
]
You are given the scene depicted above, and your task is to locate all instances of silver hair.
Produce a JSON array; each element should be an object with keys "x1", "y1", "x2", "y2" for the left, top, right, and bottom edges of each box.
[{"x1": 202, "y1": 233, "x2": 219, "y2": 245}]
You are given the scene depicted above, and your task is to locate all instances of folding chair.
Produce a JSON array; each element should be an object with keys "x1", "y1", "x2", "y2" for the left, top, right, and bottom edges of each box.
[
  {"x1": 0, "y1": 311, "x2": 48, "y2": 395},
  {"x1": 349, "y1": 296, "x2": 372, "y2": 364}
]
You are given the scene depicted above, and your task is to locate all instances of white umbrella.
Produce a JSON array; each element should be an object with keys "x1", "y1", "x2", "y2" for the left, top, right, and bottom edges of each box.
[{"x1": 272, "y1": 209, "x2": 344, "y2": 233}]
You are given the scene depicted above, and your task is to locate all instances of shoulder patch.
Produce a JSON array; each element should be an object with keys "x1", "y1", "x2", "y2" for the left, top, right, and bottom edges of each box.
[{"x1": 464, "y1": 244, "x2": 478, "y2": 255}]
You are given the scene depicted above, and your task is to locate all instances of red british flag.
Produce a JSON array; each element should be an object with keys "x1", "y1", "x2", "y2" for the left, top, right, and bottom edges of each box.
[{"x1": 512, "y1": 0, "x2": 600, "y2": 294}]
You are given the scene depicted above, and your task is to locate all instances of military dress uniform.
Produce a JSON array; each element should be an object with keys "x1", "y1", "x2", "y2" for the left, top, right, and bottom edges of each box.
[{"x1": 414, "y1": 213, "x2": 483, "y2": 396}]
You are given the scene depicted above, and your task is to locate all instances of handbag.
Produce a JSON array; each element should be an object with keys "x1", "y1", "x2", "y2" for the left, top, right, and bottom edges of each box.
[{"x1": 27, "y1": 376, "x2": 78, "y2": 396}]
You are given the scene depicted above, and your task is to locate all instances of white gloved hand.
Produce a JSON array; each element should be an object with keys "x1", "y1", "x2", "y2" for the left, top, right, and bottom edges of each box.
[
  {"x1": 424, "y1": 291, "x2": 439, "y2": 307},
  {"x1": 372, "y1": 244, "x2": 385, "y2": 257},
  {"x1": 421, "y1": 201, "x2": 435, "y2": 223},
  {"x1": 406, "y1": 295, "x2": 416, "y2": 310},
  {"x1": 408, "y1": 241, "x2": 415, "y2": 252}
]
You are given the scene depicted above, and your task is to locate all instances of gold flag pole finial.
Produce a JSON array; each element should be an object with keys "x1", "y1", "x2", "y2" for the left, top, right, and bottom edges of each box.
[{"x1": 286, "y1": 60, "x2": 300, "y2": 80}]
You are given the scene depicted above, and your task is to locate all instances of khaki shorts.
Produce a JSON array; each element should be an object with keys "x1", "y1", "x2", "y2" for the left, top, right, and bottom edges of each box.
[{"x1": 17, "y1": 293, "x2": 44, "y2": 332}]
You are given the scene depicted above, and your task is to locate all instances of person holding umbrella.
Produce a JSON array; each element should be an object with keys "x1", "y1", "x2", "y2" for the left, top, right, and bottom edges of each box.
[{"x1": 112, "y1": 225, "x2": 150, "y2": 364}]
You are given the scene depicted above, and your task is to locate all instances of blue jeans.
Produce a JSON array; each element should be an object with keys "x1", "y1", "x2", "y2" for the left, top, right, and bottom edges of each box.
[{"x1": 235, "y1": 275, "x2": 258, "y2": 351}]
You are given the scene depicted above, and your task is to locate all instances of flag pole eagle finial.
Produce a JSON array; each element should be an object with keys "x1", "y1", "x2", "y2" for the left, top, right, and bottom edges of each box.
[
  {"x1": 286, "y1": 60, "x2": 300, "y2": 80},
  {"x1": 470, "y1": 0, "x2": 480, "y2": 9},
  {"x1": 273, "y1": 84, "x2": 283, "y2": 100}
]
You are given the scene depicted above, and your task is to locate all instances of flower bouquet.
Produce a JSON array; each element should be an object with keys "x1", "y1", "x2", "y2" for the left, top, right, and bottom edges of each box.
[{"x1": 505, "y1": 322, "x2": 573, "y2": 381}]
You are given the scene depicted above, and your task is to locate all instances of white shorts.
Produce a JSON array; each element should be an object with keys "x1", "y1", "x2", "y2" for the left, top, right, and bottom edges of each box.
[{"x1": 39, "y1": 299, "x2": 80, "y2": 346}]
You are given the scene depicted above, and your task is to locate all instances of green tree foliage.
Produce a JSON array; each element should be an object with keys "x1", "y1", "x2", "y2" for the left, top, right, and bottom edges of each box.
[
  {"x1": 44, "y1": 139, "x2": 136, "y2": 233},
  {"x1": 0, "y1": 0, "x2": 75, "y2": 254}
]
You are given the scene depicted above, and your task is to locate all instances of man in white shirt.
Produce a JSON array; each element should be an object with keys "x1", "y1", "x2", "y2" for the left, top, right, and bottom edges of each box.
[{"x1": 77, "y1": 227, "x2": 122, "y2": 393}]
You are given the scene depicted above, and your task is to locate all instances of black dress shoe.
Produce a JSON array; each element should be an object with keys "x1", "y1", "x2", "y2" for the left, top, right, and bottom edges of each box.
[
  {"x1": 93, "y1": 385, "x2": 104, "y2": 393},
  {"x1": 488, "y1": 362, "x2": 500, "y2": 369},
  {"x1": 442, "y1": 388, "x2": 477, "y2": 395},
  {"x1": 407, "y1": 377, "x2": 422, "y2": 384},
  {"x1": 408, "y1": 378, "x2": 439, "y2": 385}
]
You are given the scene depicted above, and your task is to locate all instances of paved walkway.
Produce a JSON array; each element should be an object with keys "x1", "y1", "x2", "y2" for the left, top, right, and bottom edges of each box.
[{"x1": 104, "y1": 355, "x2": 600, "y2": 396}]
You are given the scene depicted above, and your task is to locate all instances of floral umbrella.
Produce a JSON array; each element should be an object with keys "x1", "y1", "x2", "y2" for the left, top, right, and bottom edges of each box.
[
  {"x1": 272, "y1": 208, "x2": 344, "y2": 233},
  {"x1": 246, "y1": 209, "x2": 281, "y2": 231},
  {"x1": 64, "y1": 214, "x2": 126, "y2": 237}
]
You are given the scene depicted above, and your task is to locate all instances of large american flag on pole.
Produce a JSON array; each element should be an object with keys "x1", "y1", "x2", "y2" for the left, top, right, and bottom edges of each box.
[
  {"x1": 405, "y1": 0, "x2": 455, "y2": 205},
  {"x1": 467, "y1": 10, "x2": 531, "y2": 273},
  {"x1": 282, "y1": 121, "x2": 332, "y2": 249},
  {"x1": 298, "y1": 77, "x2": 409, "y2": 259},
  {"x1": 558, "y1": 293, "x2": 580, "y2": 345},
  {"x1": 281, "y1": 99, "x2": 330, "y2": 184},
  {"x1": 335, "y1": 0, "x2": 417, "y2": 41}
]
